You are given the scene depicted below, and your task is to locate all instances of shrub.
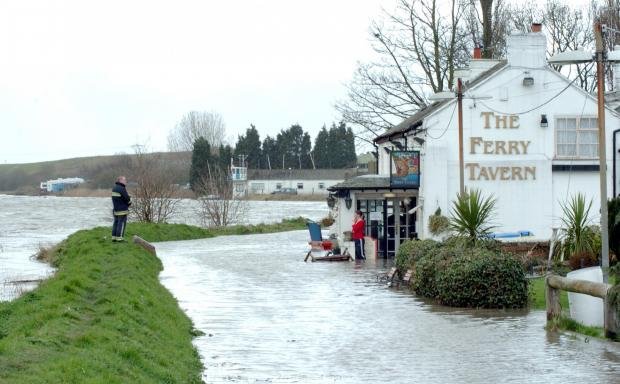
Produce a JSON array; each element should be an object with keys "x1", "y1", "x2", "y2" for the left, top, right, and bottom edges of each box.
[
  {"x1": 608, "y1": 197, "x2": 620, "y2": 260},
  {"x1": 449, "y1": 189, "x2": 497, "y2": 243},
  {"x1": 410, "y1": 239, "x2": 467, "y2": 298},
  {"x1": 411, "y1": 252, "x2": 450, "y2": 298},
  {"x1": 395, "y1": 239, "x2": 439, "y2": 271},
  {"x1": 554, "y1": 193, "x2": 599, "y2": 262},
  {"x1": 408, "y1": 237, "x2": 528, "y2": 309},
  {"x1": 442, "y1": 235, "x2": 502, "y2": 253},
  {"x1": 435, "y1": 249, "x2": 528, "y2": 308},
  {"x1": 568, "y1": 250, "x2": 599, "y2": 270}
]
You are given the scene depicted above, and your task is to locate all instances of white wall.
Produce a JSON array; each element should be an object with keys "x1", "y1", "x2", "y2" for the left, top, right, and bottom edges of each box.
[
  {"x1": 248, "y1": 179, "x2": 342, "y2": 195},
  {"x1": 413, "y1": 65, "x2": 619, "y2": 241}
]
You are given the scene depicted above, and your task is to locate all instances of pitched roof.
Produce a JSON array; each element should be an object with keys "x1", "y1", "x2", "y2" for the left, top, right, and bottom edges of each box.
[
  {"x1": 327, "y1": 175, "x2": 391, "y2": 191},
  {"x1": 374, "y1": 60, "x2": 507, "y2": 144}
]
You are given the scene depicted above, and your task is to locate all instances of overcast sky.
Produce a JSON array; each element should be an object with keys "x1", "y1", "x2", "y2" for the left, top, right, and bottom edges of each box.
[{"x1": 0, "y1": 0, "x2": 383, "y2": 164}]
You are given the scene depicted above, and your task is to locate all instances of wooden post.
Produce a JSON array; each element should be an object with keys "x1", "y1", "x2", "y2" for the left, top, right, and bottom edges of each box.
[
  {"x1": 604, "y1": 296, "x2": 618, "y2": 339},
  {"x1": 605, "y1": 285, "x2": 619, "y2": 340},
  {"x1": 132, "y1": 235, "x2": 157, "y2": 256},
  {"x1": 546, "y1": 274, "x2": 618, "y2": 340},
  {"x1": 402, "y1": 269, "x2": 413, "y2": 284},
  {"x1": 545, "y1": 275, "x2": 561, "y2": 321}
]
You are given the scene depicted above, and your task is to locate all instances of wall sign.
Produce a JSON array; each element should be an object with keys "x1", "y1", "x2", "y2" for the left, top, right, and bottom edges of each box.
[
  {"x1": 465, "y1": 112, "x2": 537, "y2": 181},
  {"x1": 390, "y1": 151, "x2": 420, "y2": 188}
]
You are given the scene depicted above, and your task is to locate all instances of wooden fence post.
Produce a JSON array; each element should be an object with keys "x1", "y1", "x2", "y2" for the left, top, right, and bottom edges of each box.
[
  {"x1": 605, "y1": 286, "x2": 619, "y2": 340},
  {"x1": 545, "y1": 275, "x2": 561, "y2": 321}
]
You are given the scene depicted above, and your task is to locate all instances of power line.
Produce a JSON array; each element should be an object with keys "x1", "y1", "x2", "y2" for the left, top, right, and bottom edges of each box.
[
  {"x1": 425, "y1": 102, "x2": 457, "y2": 140},
  {"x1": 477, "y1": 69, "x2": 587, "y2": 116}
]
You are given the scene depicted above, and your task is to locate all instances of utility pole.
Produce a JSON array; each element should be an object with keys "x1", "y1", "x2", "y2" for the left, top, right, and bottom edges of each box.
[
  {"x1": 457, "y1": 78, "x2": 465, "y2": 195},
  {"x1": 595, "y1": 22, "x2": 610, "y2": 283}
]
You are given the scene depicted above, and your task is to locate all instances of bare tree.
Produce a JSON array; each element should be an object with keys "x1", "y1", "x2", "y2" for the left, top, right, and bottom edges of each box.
[
  {"x1": 467, "y1": 0, "x2": 520, "y2": 59},
  {"x1": 598, "y1": 0, "x2": 620, "y2": 90},
  {"x1": 129, "y1": 145, "x2": 180, "y2": 223},
  {"x1": 167, "y1": 111, "x2": 226, "y2": 152},
  {"x1": 335, "y1": 0, "x2": 470, "y2": 140},
  {"x1": 337, "y1": 0, "x2": 607, "y2": 143},
  {"x1": 545, "y1": 0, "x2": 597, "y2": 92},
  {"x1": 194, "y1": 167, "x2": 247, "y2": 227}
]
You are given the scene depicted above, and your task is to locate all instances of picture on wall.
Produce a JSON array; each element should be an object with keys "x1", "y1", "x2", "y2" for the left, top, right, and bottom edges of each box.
[{"x1": 390, "y1": 150, "x2": 420, "y2": 188}]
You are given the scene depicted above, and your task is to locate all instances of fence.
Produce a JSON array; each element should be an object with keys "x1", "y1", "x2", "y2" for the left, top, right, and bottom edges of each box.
[{"x1": 546, "y1": 274, "x2": 618, "y2": 340}]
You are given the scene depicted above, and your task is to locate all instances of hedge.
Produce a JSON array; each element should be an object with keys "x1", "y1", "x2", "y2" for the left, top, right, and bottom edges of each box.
[{"x1": 399, "y1": 237, "x2": 528, "y2": 309}]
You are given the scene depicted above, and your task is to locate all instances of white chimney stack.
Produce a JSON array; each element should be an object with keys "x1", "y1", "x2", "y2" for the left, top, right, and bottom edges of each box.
[{"x1": 506, "y1": 23, "x2": 547, "y2": 68}]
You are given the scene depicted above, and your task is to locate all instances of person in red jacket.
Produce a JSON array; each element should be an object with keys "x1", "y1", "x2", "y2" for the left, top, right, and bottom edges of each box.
[{"x1": 352, "y1": 210, "x2": 366, "y2": 260}]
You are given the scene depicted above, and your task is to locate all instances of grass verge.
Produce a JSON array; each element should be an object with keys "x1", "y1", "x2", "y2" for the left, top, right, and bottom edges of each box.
[
  {"x1": 0, "y1": 217, "x2": 308, "y2": 383},
  {"x1": 529, "y1": 275, "x2": 617, "y2": 311},
  {"x1": 546, "y1": 316, "x2": 604, "y2": 338},
  {"x1": 530, "y1": 275, "x2": 618, "y2": 340},
  {"x1": 528, "y1": 277, "x2": 569, "y2": 310}
]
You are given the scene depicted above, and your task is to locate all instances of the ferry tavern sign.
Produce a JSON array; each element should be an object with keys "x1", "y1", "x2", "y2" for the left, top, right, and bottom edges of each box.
[{"x1": 465, "y1": 112, "x2": 536, "y2": 181}]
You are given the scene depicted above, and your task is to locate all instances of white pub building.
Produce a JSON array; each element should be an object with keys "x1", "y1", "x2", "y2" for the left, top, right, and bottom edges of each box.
[{"x1": 329, "y1": 25, "x2": 620, "y2": 258}]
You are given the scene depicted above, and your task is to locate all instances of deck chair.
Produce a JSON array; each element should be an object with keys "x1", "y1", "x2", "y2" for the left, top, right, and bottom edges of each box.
[{"x1": 304, "y1": 222, "x2": 351, "y2": 262}]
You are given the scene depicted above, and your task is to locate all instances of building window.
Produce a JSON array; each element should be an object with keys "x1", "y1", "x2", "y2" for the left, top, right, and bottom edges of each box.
[
  {"x1": 276, "y1": 183, "x2": 282, "y2": 189},
  {"x1": 318, "y1": 182, "x2": 325, "y2": 189},
  {"x1": 556, "y1": 117, "x2": 598, "y2": 159},
  {"x1": 297, "y1": 182, "x2": 303, "y2": 189}
]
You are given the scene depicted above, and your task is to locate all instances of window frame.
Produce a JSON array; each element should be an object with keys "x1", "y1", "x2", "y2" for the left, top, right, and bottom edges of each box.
[{"x1": 554, "y1": 115, "x2": 598, "y2": 160}]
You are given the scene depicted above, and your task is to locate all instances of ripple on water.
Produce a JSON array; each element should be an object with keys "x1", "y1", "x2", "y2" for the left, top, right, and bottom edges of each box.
[{"x1": 156, "y1": 231, "x2": 620, "y2": 384}]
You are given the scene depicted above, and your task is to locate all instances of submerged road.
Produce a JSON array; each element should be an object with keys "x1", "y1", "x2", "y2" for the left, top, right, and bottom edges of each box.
[{"x1": 157, "y1": 231, "x2": 620, "y2": 384}]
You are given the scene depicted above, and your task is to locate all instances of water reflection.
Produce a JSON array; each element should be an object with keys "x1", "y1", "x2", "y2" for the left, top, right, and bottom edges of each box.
[{"x1": 157, "y1": 231, "x2": 620, "y2": 384}]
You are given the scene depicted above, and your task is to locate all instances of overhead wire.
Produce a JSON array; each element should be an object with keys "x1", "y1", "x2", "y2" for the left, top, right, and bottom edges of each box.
[
  {"x1": 476, "y1": 64, "x2": 591, "y2": 116},
  {"x1": 425, "y1": 102, "x2": 457, "y2": 140}
]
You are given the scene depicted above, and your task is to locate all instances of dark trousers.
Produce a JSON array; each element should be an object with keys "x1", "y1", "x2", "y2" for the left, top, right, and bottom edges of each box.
[
  {"x1": 112, "y1": 214, "x2": 128, "y2": 240},
  {"x1": 354, "y1": 238, "x2": 366, "y2": 260}
]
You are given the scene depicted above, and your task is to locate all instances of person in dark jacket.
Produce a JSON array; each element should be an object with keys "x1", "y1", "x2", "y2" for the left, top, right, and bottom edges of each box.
[{"x1": 111, "y1": 176, "x2": 131, "y2": 241}]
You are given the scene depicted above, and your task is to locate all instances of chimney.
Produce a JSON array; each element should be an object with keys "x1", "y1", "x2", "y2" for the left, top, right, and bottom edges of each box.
[
  {"x1": 473, "y1": 46, "x2": 482, "y2": 59},
  {"x1": 506, "y1": 26, "x2": 546, "y2": 68}
]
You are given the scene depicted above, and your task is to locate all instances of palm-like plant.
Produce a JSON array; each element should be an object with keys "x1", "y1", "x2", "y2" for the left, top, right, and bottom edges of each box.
[
  {"x1": 555, "y1": 193, "x2": 598, "y2": 261},
  {"x1": 449, "y1": 189, "x2": 497, "y2": 242}
]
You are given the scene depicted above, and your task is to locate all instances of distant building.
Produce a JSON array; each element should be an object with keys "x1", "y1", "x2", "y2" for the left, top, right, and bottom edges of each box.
[
  {"x1": 246, "y1": 169, "x2": 357, "y2": 196},
  {"x1": 357, "y1": 152, "x2": 377, "y2": 174},
  {"x1": 231, "y1": 162, "x2": 248, "y2": 198},
  {"x1": 40, "y1": 177, "x2": 85, "y2": 193}
]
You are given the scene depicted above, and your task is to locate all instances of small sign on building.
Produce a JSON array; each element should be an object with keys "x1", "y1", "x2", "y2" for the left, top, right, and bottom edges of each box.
[{"x1": 390, "y1": 151, "x2": 420, "y2": 188}]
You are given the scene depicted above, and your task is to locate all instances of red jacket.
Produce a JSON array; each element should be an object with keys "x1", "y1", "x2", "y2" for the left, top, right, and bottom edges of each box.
[{"x1": 352, "y1": 219, "x2": 365, "y2": 240}]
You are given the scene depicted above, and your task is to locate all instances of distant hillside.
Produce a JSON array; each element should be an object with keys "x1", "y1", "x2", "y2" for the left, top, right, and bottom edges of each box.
[{"x1": 0, "y1": 152, "x2": 191, "y2": 194}]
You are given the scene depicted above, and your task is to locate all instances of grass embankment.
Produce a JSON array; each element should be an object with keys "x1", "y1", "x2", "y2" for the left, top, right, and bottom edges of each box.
[{"x1": 0, "y1": 217, "x2": 307, "y2": 383}]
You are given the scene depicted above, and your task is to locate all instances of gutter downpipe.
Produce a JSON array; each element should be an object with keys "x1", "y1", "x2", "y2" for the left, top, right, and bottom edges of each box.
[{"x1": 614, "y1": 128, "x2": 620, "y2": 197}]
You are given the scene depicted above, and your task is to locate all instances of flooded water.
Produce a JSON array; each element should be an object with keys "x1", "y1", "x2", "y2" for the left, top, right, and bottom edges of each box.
[
  {"x1": 157, "y1": 231, "x2": 620, "y2": 384},
  {"x1": 0, "y1": 194, "x2": 326, "y2": 300},
  {"x1": 2, "y1": 194, "x2": 620, "y2": 382}
]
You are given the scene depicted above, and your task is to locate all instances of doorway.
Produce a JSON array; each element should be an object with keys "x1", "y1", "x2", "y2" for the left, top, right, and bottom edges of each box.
[{"x1": 358, "y1": 197, "x2": 417, "y2": 258}]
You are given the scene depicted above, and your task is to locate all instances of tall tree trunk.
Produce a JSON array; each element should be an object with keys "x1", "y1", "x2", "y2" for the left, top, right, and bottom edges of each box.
[{"x1": 480, "y1": 0, "x2": 494, "y2": 58}]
